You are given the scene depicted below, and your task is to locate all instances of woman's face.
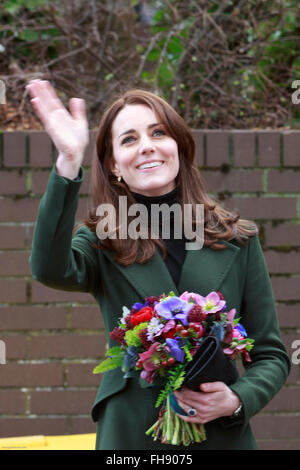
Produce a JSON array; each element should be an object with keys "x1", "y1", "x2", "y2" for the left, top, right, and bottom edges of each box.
[{"x1": 111, "y1": 104, "x2": 179, "y2": 196}]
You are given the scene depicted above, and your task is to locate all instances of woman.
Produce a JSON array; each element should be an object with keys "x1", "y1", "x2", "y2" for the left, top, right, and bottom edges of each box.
[{"x1": 27, "y1": 79, "x2": 290, "y2": 450}]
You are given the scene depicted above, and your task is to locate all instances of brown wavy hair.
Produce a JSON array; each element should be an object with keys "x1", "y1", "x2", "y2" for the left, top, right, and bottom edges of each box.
[{"x1": 79, "y1": 88, "x2": 258, "y2": 266}]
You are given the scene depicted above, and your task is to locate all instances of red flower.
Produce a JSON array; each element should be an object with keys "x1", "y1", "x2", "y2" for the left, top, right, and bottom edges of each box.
[
  {"x1": 109, "y1": 327, "x2": 126, "y2": 345},
  {"x1": 162, "y1": 328, "x2": 177, "y2": 339},
  {"x1": 131, "y1": 307, "x2": 153, "y2": 326}
]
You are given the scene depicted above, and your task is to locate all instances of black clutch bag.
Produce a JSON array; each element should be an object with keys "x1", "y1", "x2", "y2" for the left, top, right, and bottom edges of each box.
[{"x1": 184, "y1": 336, "x2": 239, "y2": 391}]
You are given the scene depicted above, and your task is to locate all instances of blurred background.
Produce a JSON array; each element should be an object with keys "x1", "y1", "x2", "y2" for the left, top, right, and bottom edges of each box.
[{"x1": 0, "y1": 0, "x2": 300, "y2": 131}]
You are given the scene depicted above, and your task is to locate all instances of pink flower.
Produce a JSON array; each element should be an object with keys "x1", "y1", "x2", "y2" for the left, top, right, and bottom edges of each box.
[
  {"x1": 226, "y1": 308, "x2": 236, "y2": 323},
  {"x1": 232, "y1": 330, "x2": 244, "y2": 341},
  {"x1": 180, "y1": 291, "x2": 203, "y2": 304},
  {"x1": 139, "y1": 342, "x2": 161, "y2": 371},
  {"x1": 197, "y1": 291, "x2": 226, "y2": 314}
]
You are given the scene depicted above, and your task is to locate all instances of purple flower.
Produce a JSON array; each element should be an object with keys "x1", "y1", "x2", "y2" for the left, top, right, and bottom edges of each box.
[
  {"x1": 154, "y1": 297, "x2": 193, "y2": 326},
  {"x1": 236, "y1": 323, "x2": 247, "y2": 337},
  {"x1": 165, "y1": 337, "x2": 185, "y2": 363},
  {"x1": 132, "y1": 302, "x2": 144, "y2": 311}
]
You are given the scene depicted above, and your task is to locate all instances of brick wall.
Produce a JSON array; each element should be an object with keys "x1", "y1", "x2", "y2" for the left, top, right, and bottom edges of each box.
[{"x1": 0, "y1": 130, "x2": 299, "y2": 449}]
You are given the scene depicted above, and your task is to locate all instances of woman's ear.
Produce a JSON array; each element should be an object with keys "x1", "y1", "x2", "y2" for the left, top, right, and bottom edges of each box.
[{"x1": 110, "y1": 160, "x2": 120, "y2": 178}]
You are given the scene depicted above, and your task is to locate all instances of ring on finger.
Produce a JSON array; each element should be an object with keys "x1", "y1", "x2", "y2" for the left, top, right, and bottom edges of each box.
[{"x1": 187, "y1": 407, "x2": 197, "y2": 417}]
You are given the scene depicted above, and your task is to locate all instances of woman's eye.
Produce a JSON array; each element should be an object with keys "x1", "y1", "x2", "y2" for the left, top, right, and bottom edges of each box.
[
  {"x1": 121, "y1": 136, "x2": 135, "y2": 145},
  {"x1": 153, "y1": 129, "x2": 165, "y2": 136}
]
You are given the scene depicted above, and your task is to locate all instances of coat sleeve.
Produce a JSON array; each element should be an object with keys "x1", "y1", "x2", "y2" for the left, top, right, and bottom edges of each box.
[
  {"x1": 226, "y1": 235, "x2": 291, "y2": 431},
  {"x1": 29, "y1": 163, "x2": 100, "y2": 296}
]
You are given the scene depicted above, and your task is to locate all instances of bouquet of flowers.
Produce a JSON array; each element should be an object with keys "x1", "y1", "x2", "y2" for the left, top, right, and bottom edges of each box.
[{"x1": 93, "y1": 290, "x2": 254, "y2": 446}]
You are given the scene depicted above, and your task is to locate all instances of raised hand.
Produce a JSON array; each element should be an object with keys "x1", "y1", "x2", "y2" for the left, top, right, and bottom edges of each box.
[{"x1": 26, "y1": 79, "x2": 89, "y2": 179}]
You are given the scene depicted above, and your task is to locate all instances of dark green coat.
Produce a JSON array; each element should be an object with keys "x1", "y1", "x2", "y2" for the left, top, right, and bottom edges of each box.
[{"x1": 30, "y1": 164, "x2": 290, "y2": 450}]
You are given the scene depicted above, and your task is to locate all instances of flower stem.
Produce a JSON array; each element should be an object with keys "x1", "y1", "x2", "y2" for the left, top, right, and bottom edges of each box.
[
  {"x1": 171, "y1": 412, "x2": 180, "y2": 445},
  {"x1": 166, "y1": 395, "x2": 173, "y2": 442}
]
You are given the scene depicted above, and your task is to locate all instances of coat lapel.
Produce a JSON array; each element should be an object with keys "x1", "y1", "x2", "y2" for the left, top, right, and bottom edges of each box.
[
  {"x1": 178, "y1": 240, "x2": 241, "y2": 295},
  {"x1": 102, "y1": 240, "x2": 240, "y2": 300},
  {"x1": 102, "y1": 248, "x2": 179, "y2": 299}
]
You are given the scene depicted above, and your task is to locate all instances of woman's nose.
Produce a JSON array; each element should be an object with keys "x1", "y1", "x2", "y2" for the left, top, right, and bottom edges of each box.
[{"x1": 139, "y1": 136, "x2": 155, "y2": 154}]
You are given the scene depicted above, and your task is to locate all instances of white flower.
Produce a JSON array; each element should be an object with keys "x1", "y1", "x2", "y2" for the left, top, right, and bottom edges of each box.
[
  {"x1": 119, "y1": 306, "x2": 131, "y2": 325},
  {"x1": 147, "y1": 317, "x2": 164, "y2": 341}
]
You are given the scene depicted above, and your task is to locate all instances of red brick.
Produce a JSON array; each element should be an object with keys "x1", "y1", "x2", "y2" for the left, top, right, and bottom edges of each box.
[
  {"x1": 258, "y1": 439, "x2": 300, "y2": 450},
  {"x1": 69, "y1": 418, "x2": 97, "y2": 435},
  {"x1": 29, "y1": 131, "x2": 52, "y2": 167},
  {"x1": 0, "y1": 305, "x2": 67, "y2": 330},
  {"x1": 30, "y1": 279, "x2": 93, "y2": 303},
  {"x1": 262, "y1": 387, "x2": 300, "y2": 412},
  {"x1": 283, "y1": 131, "x2": 300, "y2": 166},
  {"x1": 191, "y1": 130, "x2": 204, "y2": 166},
  {"x1": 30, "y1": 390, "x2": 96, "y2": 414},
  {"x1": 0, "y1": 391, "x2": 27, "y2": 414},
  {"x1": 0, "y1": 252, "x2": 31, "y2": 276},
  {"x1": 271, "y1": 276, "x2": 300, "y2": 301},
  {"x1": 0, "y1": 198, "x2": 39, "y2": 222},
  {"x1": 3, "y1": 132, "x2": 26, "y2": 167},
  {"x1": 252, "y1": 414, "x2": 300, "y2": 439},
  {"x1": 30, "y1": 170, "x2": 51, "y2": 194},
  {"x1": 0, "y1": 226, "x2": 26, "y2": 249},
  {"x1": 202, "y1": 169, "x2": 262, "y2": 193},
  {"x1": 277, "y1": 304, "x2": 300, "y2": 328},
  {"x1": 0, "y1": 280, "x2": 27, "y2": 303},
  {"x1": 264, "y1": 223, "x2": 300, "y2": 247},
  {"x1": 268, "y1": 169, "x2": 300, "y2": 192},
  {"x1": 225, "y1": 197, "x2": 297, "y2": 220},
  {"x1": 258, "y1": 131, "x2": 280, "y2": 167},
  {"x1": 31, "y1": 169, "x2": 91, "y2": 195},
  {"x1": 0, "y1": 363, "x2": 64, "y2": 387},
  {"x1": 285, "y1": 363, "x2": 298, "y2": 385},
  {"x1": 30, "y1": 334, "x2": 106, "y2": 359},
  {"x1": 232, "y1": 131, "x2": 256, "y2": 167},
  {"x1": 0, "y1": 418, "x2": 67, "y2": 438},
  {"x1": 0, "y1": 171, "x2": 27, "y2": 195},
  {"x1": 66, "y1": 363, "x2": 103, "y2": 386},
  {"x1": 206, "y1": 131, "x2": 230, "y2": 167},
  {"x1": 70, "y1": 306, "x2": 104, "y2": 329},
  {"x1": 0, "y1": 336, "x2": 27, "y2": 359},
  {"x1": 75, "y1": 197, "x2": 91, "y2": 222},
  {"x1": 264, "y1": 251, "x2": 300, "y2": 274}
]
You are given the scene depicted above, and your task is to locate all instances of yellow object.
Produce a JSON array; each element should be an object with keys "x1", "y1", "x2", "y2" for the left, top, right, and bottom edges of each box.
[{"x1": 0, "y1": 433, "x2": 96, "y2": 450}]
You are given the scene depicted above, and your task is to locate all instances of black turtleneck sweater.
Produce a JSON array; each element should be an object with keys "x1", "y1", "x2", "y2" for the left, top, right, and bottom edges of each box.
[{"x1": 130, "y1": 187, "x2": 186, "y2": 288}]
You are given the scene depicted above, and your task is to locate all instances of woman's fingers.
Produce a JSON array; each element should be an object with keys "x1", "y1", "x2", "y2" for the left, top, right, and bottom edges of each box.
[
  {"x1": 26, "y1": 79, "x2": 89, "y2": 167},
  {"x1": 26, "y1": 80, "x2": 65, "y2": 115},
  {"x1": 69, "y1": 97, "x2": 87, "y2": 122}
]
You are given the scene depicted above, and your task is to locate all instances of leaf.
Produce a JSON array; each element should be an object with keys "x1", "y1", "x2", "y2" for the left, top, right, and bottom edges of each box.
[
  {"x1": 93, "y1": 345, "x2": 124, "y2": 374},
  {"x1": 19, "y1": 30, "x2": 40, "y2": 41},
  {"x1": 146, "y1": 48, "x2": 160, "y2": 62},
  {"x1": 158, "y1": 61, "x2": 174, "y2": 87},
  {"x1": 105, "y1": 345, "x2": 122, "y2": 357},
  {"x1": 183, "y1": 345, "x2": 192, "y2": 362},
  {"x1": 93, "y1": 354, "x2": 123, "y2": 374}
]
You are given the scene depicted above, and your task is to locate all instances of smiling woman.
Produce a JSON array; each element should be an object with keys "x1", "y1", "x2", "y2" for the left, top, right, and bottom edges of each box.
[
  {"x1": 27, "y1": 81, "x2": 290, "y2": 451},
  {"x1": 81, "y1": 88, "x2": 258, "y2": 267},
  {"x1": 110, "y1": 104, "x2": 179, "y2": 197}
]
